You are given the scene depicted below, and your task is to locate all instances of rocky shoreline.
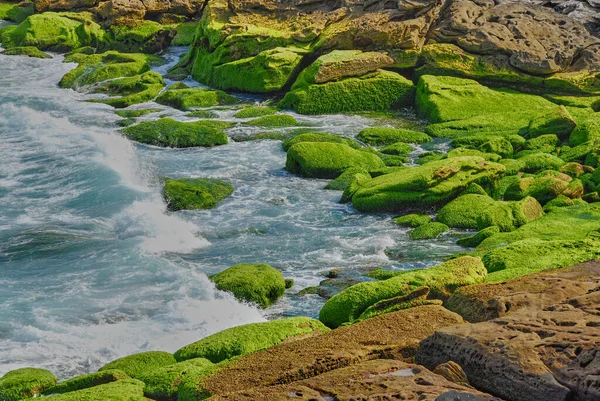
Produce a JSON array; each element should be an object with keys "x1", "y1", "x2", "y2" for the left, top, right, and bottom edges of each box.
[{"x1": 1, "y1": 0, "x2": 600, "y2": 400}]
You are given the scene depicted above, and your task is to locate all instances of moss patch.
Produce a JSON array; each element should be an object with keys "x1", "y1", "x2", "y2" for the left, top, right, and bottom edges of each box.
[
  {"x1": 393, "y1": 214, "x2": 432, "y2": 228},
  {"x1": 156, "y1": 87, "x2": 238, "y2": 111},
  {"x1": 319, "y1": 256, "x2": 486, "y2": 328},
  {"x1": 163, "y1": 178, "x2": 233, "y2": 211},
  {"x1": 174, "y1": 317, "x2": 329, "y2": 363},
  {"x1": 437, "y1": 194, "x2": 497, "y2": 229},
  {"x1": 0, "y1": 368, "x2": 56, "y2": 401},
  {"x1": 245, "y1": 114, "x2": 300, "y2": 128},
  {"x1": 122, "y1": 118, "x2": 230, "y2": 148},
  {"x1": 42, "y1": 370, "x2": 129, "y2": 395},
  {"x1": 357, "y1": 128, "x2": 431, "y2": 146},
  {"x1": 38, "y1": 379, "x2": 146, "y2": 401},
  {"x1": 409, "y1": 222, "x2": 449, "y2": 240},
  {"x1": 95, "y1": 71, "x2": 165, "y2": 108},
  {"x1": 139, "y1": 358, "x2": 214, "y2": 400},
  {"x1": 234, "y1": 106, "x2": 278, "y2": 119},
  {"x1": 210, "y1": 263, "x2": 286, "y2": 308},
  {"x1": 325, "y1": 167, "x2": 370, "y2": 191},
  {"x1": 99, "y1": 351, "x2": 176, "y2": 380},
  {"x1": 0, "y1": 2, "x2": 33, "y2": 23},
  {"x1": 282, "y1": 132, "x2": 360, "y2": 152},
  {"x1": 1, "y1": 45, "x2": 51, "y2": 58}
]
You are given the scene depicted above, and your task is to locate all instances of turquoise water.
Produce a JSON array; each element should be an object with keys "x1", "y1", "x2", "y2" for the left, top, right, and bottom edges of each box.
[{"x1": 0, "y1": 45, "x2": 463, "y2": 379}]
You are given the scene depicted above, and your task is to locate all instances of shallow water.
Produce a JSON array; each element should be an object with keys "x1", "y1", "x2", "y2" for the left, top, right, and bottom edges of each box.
[{"x1": 0, "y1": 46, "x2": 463, "y2": 379}]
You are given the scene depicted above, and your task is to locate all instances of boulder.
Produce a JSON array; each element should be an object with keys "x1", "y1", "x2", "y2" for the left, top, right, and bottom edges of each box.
[
  {"x1": 162, "y1": 178, "x2": 234, "y2": 211},
  {"x1": 122, "y1": 118, "x2": 230, "y2": 148},
  {"x1": 393, "y1": 213, "x2": 432, "y2": 228},
  {"x1": 357, "y1": 127, "x2": 431, "y2": 146},
  {"x1": 42, "y1": 370, "x2": 129, "y2": 395},
  {"x1": 94, "y1": 71, "x2": 165, "y2": 108},
  {"x1": 209, "y1": 263, "x2": 286, "y2": 308},
  {"x1": 138, "y1": 358, "x2": 214, "y2": 400},
  {"x1": 173, "y1": 317, "x2": 329, "y2": 363},
  {"x1": 99, "y1": 351, "x2": 176, "y2": 380},
  {"x1": 156, "y1": 87, "x2": 238, "y2": 110},
  {"x1": 282, "y1": 132, "x2": 360, "y2": 152},
  {"x1": 0, "y1": 368, "x2": 56, "y2": 401},
  {"x1": 409, "y1": 222, "x2": 449, "y2": 240}
]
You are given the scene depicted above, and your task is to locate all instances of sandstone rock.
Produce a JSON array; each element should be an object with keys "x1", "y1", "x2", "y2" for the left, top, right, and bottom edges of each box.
[
  {"x1": 417, "y1": 260, "x2": 600, "y2": 401},
  {"x1": 433, "y1": 361, "x2": 471, "y2": 388}
]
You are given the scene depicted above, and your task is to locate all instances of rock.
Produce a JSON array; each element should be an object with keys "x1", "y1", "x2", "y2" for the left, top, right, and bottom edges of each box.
[
  {"x1": 524, "y1": 134, "x2": 560, "y2": 153},
  {"x1": 433, "y1": 361, "x2": 471, "y2": 387},
  {"x1": 357, "y1": 127, "x2": 431, "y2": 146},
  {"x1": 98, "y1": 351, "x2": 176, "y2": 380},
  {"x1": 42, "y1": 370, "x2": 129, "y2": 395},
  {"x1": 417, "y1": 260, "x2": 600, "y2": 401},
  {"x1": 504, "y1": 170, "x2": 581, "y2": 204},
  {"x1": 104, "y1": 20, "x2": 175, "y2": 53},
  {"x1": 356, "y1": 286, "x2": 443, "y2": 322},
  {"x1": 475, "y1": 196, "x2": 544, "y2": 232},
  {"x1": 122, "y1": 118, "x2": 230, "y2": 148},
  {"x1": 570, "y1": 116, "x2": 600, "y2": 146},
  {"x1": 1, "y1": 46, "x2": 52, "y2": 58},
  {"x1": 156, "y1": 87, "x2": 238, "y2": 110},
  {"x1": 35, "y1": 379, "x2": 146, "y2": 401},
  {"x1": 380, "y1": 141, "x2": 415, "y2": 156},
  {"x1": 0, "y1": 368, "x2": 56, "y2": 401},
  {"x1": 0, "y1": 1, "x2": 33, "y2": 23},
  {"x1": 325, "y1": 167, "x2": 369, "y2": 191},
  {"x1": 300, "y1": 50, "x2": 394, "y2": 84},
  {"x1": 286, "y1": 142, "x2": 385, "y2": 179},
  {"x1": 319, "y1": 256, "x2": 486, "y2": 328},
  {"x1": 94, "y1": 71, "x2": 165, "y2": 108},
  {"x1": 437, "y1": 194, "x2": 497, "y2": 229},
  {"x1": 409, "y1": 222, "x2": 450, "y2": 240},
  {"x1": 393, "y1": 213, "x2": 432, "y2": 228},
  {"x1": 282, "y1": 132, "x2": 361, "y2": 152},
  {"x1": 186, "y1": 306, "x2": 465, "y2": 399},
  {"x1": 210, "y1": 263, "x2": 286, "y2": 308},
  {"x1": 245, "y1": 114, "x2": 300, "y2": 127},
  {"x1": 446, "y1": 260, "x2": 600, "y2": 322},
  {"x1": 457, "y1": 226, "x2": 501, "y2": 248},
  {"x1": 162, "y1": 177, "x2": 234, "y2": 211},
  {"x1": 233, "y1": 106, "x2": 278, "y2": 119},
  {"x1": 526, "y1": 106, "x2": 577, "y2": 139},
  {"x1": 518, "y1": 153, "x2": 566, "y2": 173},
  {"x1": 351, "y1": 156, "x2": 505, "y2": 213},
  {"x1": 173, "y1": 317, "x2": 329, "y2": 363},
  {"x1": 280, "y1": 69, "x2": 415, "y2": 115},
  {"x1": 138, "y1": 358, "x2": 214, "y2": 400}
]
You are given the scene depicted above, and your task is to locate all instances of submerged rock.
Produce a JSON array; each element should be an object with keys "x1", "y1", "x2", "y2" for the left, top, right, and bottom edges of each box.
[
  {"x1": 357, "y1": 127, "x2": 431, "y2": 146},
  {"x1": 156, "y1": 86, "x2": 238, "y2": 111},
  {"x1": 282, "y1": 132, "x2": 361, "y2": 152},
  {"x1": 209, "y1": 263, "x2": 286, "y2": 308},
  {"x1": 95, "y1": 71, "x2": 165, "y2": 108},
  {"x1": 163, "y1": 178, "x2": 234, "y2": 211},
  {"x1": 122, "y1": 118, "x2": 230, "y2": 148}
]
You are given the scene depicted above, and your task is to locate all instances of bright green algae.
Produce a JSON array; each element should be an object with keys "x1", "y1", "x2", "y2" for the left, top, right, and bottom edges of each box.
[
  {"x1": 35, "y1": 379, "x2": 146, "y2": 401},
  {"x1": 156, "y1": 87, "x2": 238, "y2": 110},
  {"x1": 94, "y1": 71, "x2": 165, "y2": 108},
  {"x1": 42, "y1": 370, "x2": 129, "y2": 395},
  {"x1": 245, "y1": 114, "x2": 300, "y2": 128},
  {"x1": 1, "y1": 46, "x2": 51, "y2": 58},
  {"x1": 282, "y1": 132, "x2": 361, "y2": 152},
  {"x1": 99, "y1": 351, "x2": 176, "y2": 380},
  {"x1": 122, "y1": 118, "x2": 230, "y2": 148},
  {"x1": 234, "y1": 106, "x2": 278, "y2": 119},
  {"x1": 163, "y1": 178, "x2": 233, "y2": 211},
  {"x1": 174, "y1": 317, "x2": 329, "y2": 363},
  {"x1": 318, "y1": 256, "x2": 486, "y2": 328},
  {"x1": 0, "y1": 2, "x2": 33, "y2": 23},
  {"x1": 210, "y1": 263, "x2": 286, "y2": 308},
  {"x1": 0, "y1": 368, "x2": 56, "y2": 401},
  {"x1": 139, "y1": 358, "x2": 214, "y2": 400},
  {"x1": 357, "y1": 128, "x2": 431, "y2": 146},
  {"x1": 393, "y1": 214, "x2": 432, "y2": 228},
  {"x1": 409, "y1": 222, "x2": 449, "y2": 240}
]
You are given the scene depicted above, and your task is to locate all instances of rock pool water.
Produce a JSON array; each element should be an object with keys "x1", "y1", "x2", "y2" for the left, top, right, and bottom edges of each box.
[{"x1": 0, "y1": 46, "x2": 464, "y2": 379}]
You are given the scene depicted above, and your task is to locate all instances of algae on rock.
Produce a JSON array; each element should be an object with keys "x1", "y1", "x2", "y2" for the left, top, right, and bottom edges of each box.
[
  {"x1": 163, "y1": 178, "x2": 234, "y2": 211},
  {"x1": 122, "y1": 118, "x2": 230, "y2": 148},
  {"x1": 0, "y1": 368, "x2": 56, "y2": 401}
]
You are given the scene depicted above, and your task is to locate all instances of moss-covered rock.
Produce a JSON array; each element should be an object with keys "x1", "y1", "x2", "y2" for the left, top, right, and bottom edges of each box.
[
  {"x1": 569, "y1": 116, "x2": 600, "y2": 146},
  {"x1": 115, "y1": 109, "x2": 159, "y2": 118},
  {"x1": 0, "y1": 368, "x2": 56, "y2": 401},
  {"x1": 357, "y1": 128, "x2": 431, "y2": 146},
  {"x1": 245, "y1": 114, "x2": 300, "y2": 128},
  {"x1": 393, "y1": 213, "x2": 432, "y2": 228},
  {"x1": 139, "y1": 358, "x2": 213, "y2": 400},
  {"x1": 174, "y1": 317, "x2": 329, "y2": 363},
  {"x1": 340, "y1": 170, "x2": 373, "y2": 203},
  {"x1": 210, "y1": 263, "x2": 286, "y2": 308},
  {"x1": 1, "y1": 46, "x2": 51, "y2": 58},
  {"x1": 99, "y1": 351, "x2": 176, "y2": 380},
  {"x1": 319, "y1": 256, "x2": 486, "y2": 328},
  {"x1": 234, "y1": 106, "x2": 278, "y2": 119},
  {"x1": 525, "y1": 106, "x2": 576, "y2": 139},
  {"x1": 172, "y1": 22, "x2": 197, "y2": 46},
  {"x1": 478, "y1": 137, "x2": 513, "y2": 158},
  {"x1": 518, "y1": 152, "x2": 565, "y2": 173},
  {"x1": 280, "y1": 69, "x2": 415, "y2": 115},
  {"x1": 0, "y1": 1, "x2": 33, "y2": 23},
  {"x1": 451, "y1": 135, "x2": 526, "y2": 151},
  {"x1": 156, "y1": 87, "x2": 238, "y2": 111},
  {"x1": 355, "y1": 287, "x2": 441, "y2": 322},
  {"x1": 523, "y1": 134, "x2": 560, "y2": 153},
  {"x1": 42, "y1": 370, "x2": 129, "y2": 395},
  {"x1": 543, "y1": 194, "x2": 576, "y2": 212},
  {"x1": 409, "y1": 222, "x2": 449, "y2": 240},
  {"x1": 504, "y1": 171, "x2": 582, "y2": 204},
  {"x1": 380, "y1": 142, "x2": 414, "y2": 156},
  {"x1": 424, "y1": 111, "x2": 533, "y2": 139},
  {"x1": 282, "y1": 132, "x2": 360, "y2": 152},
  {"x1": 457, "y1": 226, "x2": 501, "y2": 248},
  {"x1": 0, "y1": 12, "x2": 104, "y2": 52},
  {"x1": 351, "y1": 156, "x2": 505, "y2": 213},
  {"x1": 475, "y1": 196, "x2": 543, "y2": 232},
  {"x1": 95, "y1": 71, "x2": 165, "y2": 108},
  {"x1": 60, "y1": 51, "x2": 159, "y2": 89},
  {"x1": 104, "y1": 20, "x2": 173, "y2": 54},
  {"x1": 163, "y1": 178, "x2": 233, "y2": 211},
  {"x1": 122, "y1": 118, "x2": 229, "y2": 148},
  {"x1": 436, "y1": 194, "x2": 497, "y2": 229},
  {"x1": 37, "y1": 379, "x2": 146, "y2": 401},
  {"x1": 286, "y1": 142, "x2": 385, "y2": 179},
  {"x1": 560, "y1": 139, "x2": 600, "y2": 165},
  {"x1": 324, "y1": 167, "x2": 369, "y2": 191},
  {"x1": 446, "y1": 147, "x2": 502, "y2": 162},
  {"x1": 416, "y1": 75, "x2": 554, "y2": 124}
]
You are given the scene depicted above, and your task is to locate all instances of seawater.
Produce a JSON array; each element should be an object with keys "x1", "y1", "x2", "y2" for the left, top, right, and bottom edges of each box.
[{"x1": 0, "y1": 44, "x2": 463, "y2": 379}]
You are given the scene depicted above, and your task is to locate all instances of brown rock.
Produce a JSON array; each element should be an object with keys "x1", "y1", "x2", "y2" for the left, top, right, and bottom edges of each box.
[
  {"x1": 201, "y1": 305, "x2": 464, "y2": 396},
  {"x1": 417, "y1": 261, "x2": 600, "y2": 401},
  {"x1": 434, "y1": 361, "x2": 472, "y2": 388},
  {"x1": 446, "y1": 260, "x2": 600, "y2": 322},
  {"x1": 312, "y1": 51, "x2": 394, "y2": 84},
  {"x1": 209, "y1": 359, "x2": 501, "y2": 400}
]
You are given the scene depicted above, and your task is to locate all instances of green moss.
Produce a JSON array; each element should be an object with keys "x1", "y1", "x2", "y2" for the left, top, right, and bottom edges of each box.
[
  {"x1": 286, "y1": 142, "x2": 385, "y2": 179},
  {"x1": 122, "y1": 118, "x2": 229, "y2": 148},
  {"x1": 37, "y1": 379, "x2": 146, "y2": 401},
  {"x1": 357, "y1": 128, "x2": 431, "y2": 146},
  {"x1": 139, "y1": 358, "x2": 213, "y2": 400},
  {"x1": 174, "y1": 317, "x2": 329, "y2": 363},
  {"x1": 451, "y1": 135, "x2": 526, "y2": 151},
  {"x1": 437, "y1": 194, "x2": 497, "y2": 229},
  {"x1": 504, "y1": 171, "x2": 577, "y2": 204},
  {"x1": 186, "y1": 110, "x2": 219, "y2": 119},
  {"x1": 245, "y1": 114, "x2": 300, "y2": 127},
  {"x1": 409, "y1": 222, "x2": 449, "y2": 240},
  {"x1": 234, "y1": 106, "x2": 278, "y2": 119},
  {"x1": 560, "y1": 162, "x2": 585, "y2": 178},
  {"x1": 569, "y1": 117, "x2": 600, "y2": 146},
  {"x1": 416, "y1": 75, "x2": 554, "y2": 124},
  {"x1": 324, "y1": 167, "x2": 369, "y2": 191},
  {"x1": 176, "y1": 362, "x2": 227, "y2": 401},
  {"x1": 282, "y1": 132, "x2": 360, "y2": 152},
  {"x1": 478, "y1": 137, "x2": 513, "y2": 158},
  {"x1": 280, "y1": 69, "x2": 415, "y2": 115},
  {"x1": 523, "y1": 134, "x2": 559, "y2": 153},
  {"x1": 457, "y1": 226, "x2": 500, "y2": 248},
  {"x1": 425, "y1": 112, "x2": 533, "y2": 139},
  {"x1": 518, "y1": 153, "x2": 565, "y2": 173},
  {"x1": 1, "y1": 45, "x2": 51, "y2": 58},
  {"x1": 116, "y1": 118, "x2": 136, "y2": 127},
  {"x1": 156, "y1": 87, "x2": 238, "y2": 111},
  {"x1": 318, "y1": 256, "x2": 486, "y2": 328},
  {"x1": 60, "y1": 51, "x2": 158, "y2": 89},
  {"x1": 209, "y1": 263, "x2": 285, "y2": 308},
  {"x1": 99, "y1": 351, "x2": 176, "y2": 380},
  {"x1": 0, "y1": 2, "x2": 33, "y2": 23},
  {"x1": 351, "y1": 156, "x2": 505, "y2": 213},
  {"x1": 543, "y1": 194, "x2": 576, "y2": 212},
  {"x1": 0, "y1": 12, "x2": 105, "y2": 51},
  {"x1": 95, "y1": 71, "x2": 165, "y2": 108},
  {"x1": 340, "y1": 171, "x2": 373, "y2": 203},
  {"x1": 115, "y1": 109, "x2": 159, "y2": 118},
  {"x1": 380, "y1": 142, "x2": 414, "y2": 156},
  {"x1": 42, "y1": 370, "x2": 129, "y2": 395},
  {"x1": 104, "y1": 20, "x2": 171, "y2": 53},
  {"x1": 446, "y1": 148, "x2": 502, "y2": 162},
  {"x1": 560, "y1": 139, "x2": 600, "y2": 165},
  {"x1": 526, "y1": 106, "x2": 576, "y2": 139},
  {"x1": 210, "y1": 47, "x2": 306, "y2": 93},
  {"x1": 392, "y1": 214, "x2": 432, "y2": 228},
  {"x1": 172, "y1": 22, "x2": 197, "y2": 46},
  {"x1": 0, "y1": 368, "x2": 56, "y2": 401},
  {"x1": 355, "y1": 287, "x2": 440, "y2": 322},
  {"x1": 476, "y1": 196, "x2": 543, "y2": 232},
  {"x1": 163, "y1": 178, "x2": 233, "y2": 211}
]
